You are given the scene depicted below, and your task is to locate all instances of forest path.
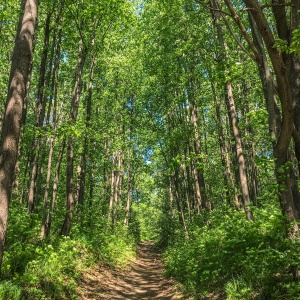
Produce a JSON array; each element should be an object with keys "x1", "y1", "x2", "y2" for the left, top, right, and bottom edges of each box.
[{"x1": 77, "y1": 241, "x2": 188, "y2": 299}]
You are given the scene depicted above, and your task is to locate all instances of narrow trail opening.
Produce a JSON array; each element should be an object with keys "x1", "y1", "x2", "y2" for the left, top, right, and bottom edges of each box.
[{"x1": 78, "y1": 241, "x2": 187, "y2": 299}]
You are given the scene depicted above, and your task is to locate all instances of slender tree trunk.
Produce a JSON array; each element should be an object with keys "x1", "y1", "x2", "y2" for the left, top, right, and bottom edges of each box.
[
  {"x1": 108, "y1": 155, "x2": 117, "y2": 224},
  {"x1": 182, "y1": 148, "x2": 192, "y2": 219},
  {"x1": 78, "y1": 49, "x2": 95, "y2": 206},
  {"x1": 169, "y1": 178, "x2": 175, "y2": 219},
  {"x1": 226, "y1": 83, "x2": 254, "y2": 221},
  {"x1": 0, "y1": 0, "x2": 38, "y2": 269},
  {"x1": 27, "y1": 13, "x2": 52, "y2": 213},
  {"x1": 211, "y1": 1, "x2": 253, "y2": 220},
  {"x1": 241, "y1": 94, "x2": 259, "y2": 204},
  {"x1": 248, "y1": 12, "x2": 281, "y2": 142},
  {"x1": 124, "y1": 161, "x2": 131, "y2": 226},
  {"x1": 27, "y1": 141, "x2": 39, "y2": 213},
  {"x1": 172, "y1": 170, "x2": 188, "y2": 234},
  {"x1": 124, "y1": 96, "x2": 135, "y2": 226},
  {"x1": 211, "y1": 81, "x2": 237, "y2": 205},
  {"x1": 103, "y1": 138, "x2": 110, "y2": 214},
  {"x1": 36, "y1": 12, "x2": 52, "y2": 127},
  {"x1": 184, "y1": 111, "x2": 196, "y2": 212},
  {"x1": 45, "y1": 138, "x2": 65, "y2": 237},
  {"x1": 89, "y1": 162, "x2": 95, "y2": 200},
  {"x1": 190, "y1": 153, "x2": 202, "y2": 214},
  {"x1": 20, "y1": 155, "x2": 30, "y2": 204},
  {"x1": 243, "y1": 0, "x2": 298, "y2": 234},
  {"x1": 210, "y1": 0, "x2": 239, "y2": 208},
  {"x1": 61, "y1": 138, "x2": 75, "y2": 236},
  {"x1": 61, "y1": 38, "x2": 87, "y2": 236},
  {"x1": 117, "y1": 153, "x2": 124, "y2": 209},
  {"x1": 190, "y1": 101, "x2": 209, "y2": 211},
  {"x1": 112, "y1": 156, "x2": 122, "y2": 226},
  {"x1": 41, "y1": 5, "x2": 63, "y2": 238},
  {"x1": 289, "y1": 1, "x2": 300, "y2": 214},
  {"x1": 40, "y1": 136, "x2": 54, "y2": 240}
]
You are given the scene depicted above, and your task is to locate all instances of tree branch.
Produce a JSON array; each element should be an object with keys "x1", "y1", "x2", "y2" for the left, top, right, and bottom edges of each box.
[
  {"x1": 194, "y1": 0, "x2": 231, "y2": 17},
  {"x1": 223, "y1": 0, "x2": 261, "y2": 64}
]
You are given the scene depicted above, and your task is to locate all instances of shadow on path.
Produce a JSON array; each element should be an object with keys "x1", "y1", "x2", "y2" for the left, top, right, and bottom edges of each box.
[{"x1": 78, "y1": 241, "x2": 189, "y2": 299}]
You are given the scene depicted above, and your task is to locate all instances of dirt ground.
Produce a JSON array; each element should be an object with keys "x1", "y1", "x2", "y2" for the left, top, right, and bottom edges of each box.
[{"x1": 77, "y1": 241, "x2": 189, "y2": 300}]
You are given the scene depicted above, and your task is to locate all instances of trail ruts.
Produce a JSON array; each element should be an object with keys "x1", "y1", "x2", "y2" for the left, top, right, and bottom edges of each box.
[{"x1": 78, "y1": 241, "x2": 188, "y2": 299}]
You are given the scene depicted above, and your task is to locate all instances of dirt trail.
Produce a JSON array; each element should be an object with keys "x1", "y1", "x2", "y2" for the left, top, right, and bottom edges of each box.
[{"x1": 78, "y1": 241, "x2": 188, "y2": 299}]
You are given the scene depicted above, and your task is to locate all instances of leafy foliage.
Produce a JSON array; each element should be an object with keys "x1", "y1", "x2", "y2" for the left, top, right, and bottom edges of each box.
[
  {"x1": 1, "y1": 0, "x2": 300, "y2": 299},
  {"x1": 0, "y1": 205, "x2": 137, "y2": 299},
  {"x1": 162, "y1": 203, "x2": 300, "y2": 299}
]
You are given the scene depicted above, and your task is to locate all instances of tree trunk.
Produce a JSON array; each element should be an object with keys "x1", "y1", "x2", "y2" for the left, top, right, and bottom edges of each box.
[
  {"x1": 226, "y1": 83, "x2": 254, "y2": 221},
  {"x1": 45, "y1": 138, "x2": 65, "y2": 237},
  {"x1": 40, "y1": 136, "x2": 54, "y2": 240},
  {"x1": 124, "y1": 161, "x2": 131, "y2": 226},
  {"x1": 27, "y1": 140, "x2": 39, "y2": 213},
  {"x1": 172, "y1": 170, "x2": 188, "y2": 234},
  {"x1": 190, "y1": 102, "x2": 209, "y2": 211},
  {"x1": 243, "y1": 0, "x2": 299, "y2": 233},
  {"x1": 0, "y1": 0, "x2": 38, "y2": 269},
  {"x1": 211, "y1": 1, "x2": 253, "y2": 220},
  {"x1": 78, "y1": 49, "x2": 95, "y2": 206},
  {"x1": 117, "y1": 153, "x2": 124, "y2": 212},
  {"x1": 27, "y1": 13, "x2": 52, "y2": 213},
  {"x1": 61, "y1": 38, "x2": 87, "y2": 236},
  {"x1": 211, "y1": 81, "x2": 237, "y2": 205},
  {"x1": 41, "y1": 4, "x2": 63, "y2": 239},
  {"x1": 61, "y1": 137, "x2": 75, "y2": 236}
]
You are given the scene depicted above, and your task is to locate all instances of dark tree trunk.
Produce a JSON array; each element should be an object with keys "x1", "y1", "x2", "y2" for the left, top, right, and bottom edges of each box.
[
  {"x1": 40, "y1": 136, "x2": 54, "y2": 240},
  {"x1": 61, "y1": 38, "x2": 87, "y2": 236},
  {"x1": 226, "y1": 83, "x2": 254, "y2": 221},
  {"x1": 27, "y1": 13, "x2": 52, "y2": 213},
  {"x1": 0, "y1": 0, "x2": 38, "y2": 269},
  {"x1": 45, "y1": 139, "x2": 65, "y2": 238},
  {"x1": 172, "y1": 170, "x2": 188, "y2": 234},
  {"x1": 41, "y1": 4, "x2": 64, "y2": 239},
  {"x1": 243, "y1": 0, "x2": 299, "y2": 234}
]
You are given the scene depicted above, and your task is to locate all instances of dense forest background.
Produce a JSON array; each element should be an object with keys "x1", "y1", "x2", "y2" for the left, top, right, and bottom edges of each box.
[{"x1": 1, "y1": 0, "x2": 300, "y2": 299}]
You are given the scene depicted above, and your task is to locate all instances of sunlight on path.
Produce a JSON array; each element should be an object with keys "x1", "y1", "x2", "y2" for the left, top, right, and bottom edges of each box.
[{"x1": 78, "y1": 241, "x2": 188, "y2": 299}]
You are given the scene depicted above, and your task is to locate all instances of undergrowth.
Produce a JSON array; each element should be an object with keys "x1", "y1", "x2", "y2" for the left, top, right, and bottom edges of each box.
[
  {"x1": 162, "y1": 204, "x2": 300, "y2": 300},
  {"x1": 0, "y1": 207, "x2": 138, "y2": 300}
]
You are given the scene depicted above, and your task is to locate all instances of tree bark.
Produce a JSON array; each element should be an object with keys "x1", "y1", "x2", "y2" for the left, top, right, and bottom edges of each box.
[
  {"x1": 27, "y1": 13, "x2": 52, "y2": 213},
  {"x1": 211, "y1": 0, "x2": 253, "y2": 220},
  {"x1": 45, "y1": 138, "x2": 65, "y2": 238},
  {"x1": 61, "y1": 38, "x2": 87, "y2": 236},
  {"x1": 40, "y1": 136, "x2": 54, "y2": 240},
  {"x1": 211, "y1": 81, "x2": 237, "y2": 205},
  {"x1": 226, "y1": 83, "x2": 254, "y2": 221},
  {"x1": 243, "y1": 0, "x2": 299, "y2": 233},
  {"x1": 0, "y1": 0, "x2": 38, "y2": 269},
  {"x1": 172, "y1": 170, "x2": 188, "y2": 234},
  {"x1": 41, "y1": 4, "x2": 64, "y2": 239}
]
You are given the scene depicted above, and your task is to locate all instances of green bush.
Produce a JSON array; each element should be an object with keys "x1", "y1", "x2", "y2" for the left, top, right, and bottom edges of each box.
[
  {"x1": 0, "y1": 281, "x2": 21, "y2": 300},
  {"x1": 91, "y1": 223, "x2": 137, "y2": 267},
  {"x1": 0, "y1": 201, "x2": 139, "y2": 299},
  {"x1": 21, "y1": 238, "x2": 85, "y2": 299},
  {"x1": 162, "y1": 204, "x2": 300, "y2": 299},
  {"x1": 225, "y1": 277, "x2": 253, "y2": 300}
]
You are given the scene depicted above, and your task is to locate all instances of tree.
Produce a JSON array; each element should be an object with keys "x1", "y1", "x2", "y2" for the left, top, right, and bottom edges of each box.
[
  {"x1": 0, "y1": 0, "x2": 38, "y2": 269},
  {"x1": 221, "y1": 0, "x2": 300, "y2": 235}
]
